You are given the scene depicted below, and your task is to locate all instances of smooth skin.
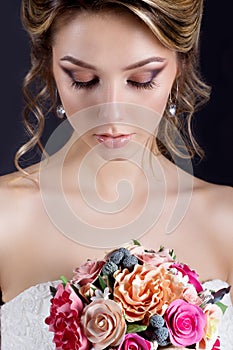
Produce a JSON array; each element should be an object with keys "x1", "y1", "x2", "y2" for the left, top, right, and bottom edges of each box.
[{"x1": 0, "y1": 10, "x2": 232, "y2": 318}]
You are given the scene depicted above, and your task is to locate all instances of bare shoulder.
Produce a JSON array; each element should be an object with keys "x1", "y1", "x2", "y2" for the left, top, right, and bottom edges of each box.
[
  {"x1": 193, "y1": 177, "x2": 233, "y2": 274},
  {"x1": 0, "y1": 167, "x2": 40, "y2": 249},
  {"x1": 0, "y1": 167, "x2": 39, "y2": 205},
  {"x1": 195, "y1": 178, "x2": 232, "y2": 219},
  {"x1": 193, "y1": 177, "x2": 233, "y2": 230}
]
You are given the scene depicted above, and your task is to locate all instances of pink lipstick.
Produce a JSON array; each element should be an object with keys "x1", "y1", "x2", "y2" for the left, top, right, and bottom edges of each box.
[{"x1": 94, "y1": 133, "x2": 134, "y2": 149}]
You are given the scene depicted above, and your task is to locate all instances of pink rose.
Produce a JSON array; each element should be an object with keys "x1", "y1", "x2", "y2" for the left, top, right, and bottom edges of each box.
[
  {"x1": 45, "y1": 283, "x2": 90, "y2": 350},
  {"x1": 117, "y1": 333, "x2": 152, "y2": 350},
  {"x1": 72, "y1": 260, "x2": 105, "y2": 286},
  {"x1": 81, "y1": 299, "x2": 126, "y2": 350},
  {"x1": 129, "y1": 245, "x2": 174, "y2": 268},
  {"x1": 171, "y1": 263, "x2": 203, "y2": 292},
  {"x1": 164, "y1": 299, "x2": 206, "y2": 347}
]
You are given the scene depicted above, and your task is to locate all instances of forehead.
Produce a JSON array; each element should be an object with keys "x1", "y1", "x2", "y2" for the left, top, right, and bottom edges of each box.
[{"x1": 52, "y1": 11, "x2": 176, "y2": 66}]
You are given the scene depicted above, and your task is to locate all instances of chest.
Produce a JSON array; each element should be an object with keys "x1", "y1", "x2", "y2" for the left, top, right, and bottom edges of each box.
[
  {"x1": 1, "y1": 198, "x2": 227, "y2": 302},
  {"x1": 4, "y1": 218, "x2": 226, "y2": 285}
]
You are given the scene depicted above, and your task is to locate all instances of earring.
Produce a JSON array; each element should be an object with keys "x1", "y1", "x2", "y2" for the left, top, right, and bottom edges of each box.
[
  {"x1": 56, "y1": 105, "x2": 66, "y2": 119},
  {"x1": 168, "y1": 98, "x2": 177, "y2": 117},
  {"x1": 168, "y1": 81, "x2": 179, "y2": 117}
]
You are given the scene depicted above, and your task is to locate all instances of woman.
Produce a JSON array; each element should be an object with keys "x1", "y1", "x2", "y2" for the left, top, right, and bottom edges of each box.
[{"x1": 0, "y1": 0, "x2": 232, "y2": 349}]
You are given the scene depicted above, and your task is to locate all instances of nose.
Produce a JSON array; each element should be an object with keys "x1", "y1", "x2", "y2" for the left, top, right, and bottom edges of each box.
[
  {"x1": 97, "y1": 82, "x2": 124, "y2": 123},
  {"x1": 98, "y1": 102, "x2": 124, "y2": 123}
]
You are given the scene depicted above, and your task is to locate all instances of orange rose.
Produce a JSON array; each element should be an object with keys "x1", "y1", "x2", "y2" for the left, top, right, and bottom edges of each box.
[{"x1": 113, "y1": 264, "x2": 183, "y2": 323}]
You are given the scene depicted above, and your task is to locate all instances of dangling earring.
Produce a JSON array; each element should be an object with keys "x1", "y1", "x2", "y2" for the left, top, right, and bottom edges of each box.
[
  {"x1": 55, "y1": 88, "x2": 66, "y2": 119},
  {"x1": 168, "y1": 97, "x2": 177, "y2": 117},
  {"x1": 56, "y1": 105, "x2": 66, "y2": 119},
  {"x1": 168, "y1": 81, "x2": 179, "y2": 117}
]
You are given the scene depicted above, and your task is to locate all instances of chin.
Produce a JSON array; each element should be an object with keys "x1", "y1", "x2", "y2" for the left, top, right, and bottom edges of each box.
[{"x1": 93, "y1": 141, "x2": 144, "y2": 162}]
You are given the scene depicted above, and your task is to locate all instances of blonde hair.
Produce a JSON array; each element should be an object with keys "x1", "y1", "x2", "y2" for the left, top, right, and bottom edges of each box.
[{"x1": 17, "y1": 0, "x2": 210, "y2": 174}]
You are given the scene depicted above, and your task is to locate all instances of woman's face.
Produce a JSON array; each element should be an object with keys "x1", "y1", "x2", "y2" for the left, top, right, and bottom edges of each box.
[{"x1": 52, "y1": 10, "x2": 178, "y2": 155}]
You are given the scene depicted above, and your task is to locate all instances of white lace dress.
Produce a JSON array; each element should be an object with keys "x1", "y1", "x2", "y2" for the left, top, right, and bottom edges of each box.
[{"x1": 0, "y1": 280, "x2": 232, "y2": 350}]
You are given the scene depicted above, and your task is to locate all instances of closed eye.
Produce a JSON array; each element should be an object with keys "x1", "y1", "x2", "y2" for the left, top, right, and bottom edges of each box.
[
  {"x1": 127, "y1": 68, "x2": 161, "y2": 90},
  {"x1": 127, "y1": 80, "x2": 158, "y2": 90},
  {"x1": 61, "y1": 67, "x2": 99, "y2": 90},
  {"x1": 71, "y1": 77, "x2": 99, "y2": 90}
]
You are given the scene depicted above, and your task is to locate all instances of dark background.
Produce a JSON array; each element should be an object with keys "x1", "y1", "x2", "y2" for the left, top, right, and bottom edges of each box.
[{"x1": 0, "y1": 1, "x2": 232, "y2": 186}]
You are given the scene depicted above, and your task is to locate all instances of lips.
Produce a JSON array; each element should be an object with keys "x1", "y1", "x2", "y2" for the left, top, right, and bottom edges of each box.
[{"x1": 94, "y1": 133, "x2": 134, "y2": 149}]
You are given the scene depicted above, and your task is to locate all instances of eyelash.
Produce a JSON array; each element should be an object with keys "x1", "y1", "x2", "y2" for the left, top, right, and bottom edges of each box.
[
  {"x1": 71, "y1": 78, "x2": 99, "y2": 90},
  {"x1": 71, "y1": 78, "x2": 157, "y2": 91},
  {"x1": 127, "y1": 80, "x2": 157, "y2": 90}
]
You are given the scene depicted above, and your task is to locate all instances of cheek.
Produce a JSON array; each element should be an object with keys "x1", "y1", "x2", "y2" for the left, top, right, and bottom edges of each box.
[
  {"x1": 61, "y1": 91, "x2": 80, "y2": 116},
  {"x1": 53, "y1": 63, "x2": 89, "y2": 116},
  {"x1": 57, "y1": 84, "x2": 104, "y2": 117},
  {"x1": 56, "y1": 85, "x2": 170, "y2": 120},
  {"x1": 55, "y1": 81, "x2": 85, "y2": 117},
  {"x1": 147, "y1": 62, "x2": 178, "y2": 115},
  {"x1": 144, "y1": 89, "x2": 170, "y2": 116},
  {"x1": 58, "y1": 88, "x2": 169, "y2": 119},
  {"x1": 128, "y1": 72, "x2": 177, "y2": 116}
]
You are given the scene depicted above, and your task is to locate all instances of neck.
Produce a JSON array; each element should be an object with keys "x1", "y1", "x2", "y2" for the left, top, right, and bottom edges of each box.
[
  {"x1": 56, "y1": 133, "x2": 168, "y2": 199},
  {"x1": 38, "y1": 133, "x2": 194, "y2": 243}
]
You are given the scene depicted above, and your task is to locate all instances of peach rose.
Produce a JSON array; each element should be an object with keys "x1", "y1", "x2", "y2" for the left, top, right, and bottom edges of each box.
[
  {"x1": 129, "y1": 245, "x2": 174, "y2": 268},
  {"x1": 81, "y1": 299, "x2": 126, "y2": 350},
  {"x1": 113, "y1": 264, "x2": 184, "y2": 322},
  {"x1": 204, "y1": 304, "x2": 222, "y2": 339},
  {"x1": 78, "y1": 283, "x2": 96, "y2": 303},
  {"x1": 199, "y1": 304, "x2": 222, "y2": 349},
  {"x1": 183, "y1": 285, "x2": 202, "y2": 306}
]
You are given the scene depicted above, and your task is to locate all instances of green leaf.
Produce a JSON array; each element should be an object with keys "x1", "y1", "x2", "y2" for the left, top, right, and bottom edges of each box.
[
  {"x1": 169, "y1": 249, "x2": 176, "y2": 260},
  {"x1": 98, "y1": 275, "x2": 107, "y2": 291},
  {"x1": 60, "y1": 276, "x2": 68, "y2": 286},
  {"x1": 132, "y1": 240, "x2": 141, "y2": 246},
  {"x1": 216, "y1": 301, "x2": 228, "y2": 314},
  {"x1": 126, "y1": 324, "x2": 147, "y2": 333}
]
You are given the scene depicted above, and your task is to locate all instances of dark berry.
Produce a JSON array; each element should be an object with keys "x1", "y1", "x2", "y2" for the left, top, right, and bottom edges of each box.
[
  {"x1": 118, "y1": 247, "x2": 131, "y2": 257},
  {"x1": 150, "y1": 314, "x2": 165, "y2": 328},
  {"x1": 101, "y1": 261, "x2": 118, "y2": 275},
  {"x1": 154, "y1": 326, "x2": 169, "y2": 344},
  {"x1": 122, "y1": 255, "x2": 138, "y2": 270},
  {"x1": 157, "y1": 338, "x2": 171, "y2": 347},
  {"x1": 109, "y1": 250, "x2": 125, "y2": 265}
]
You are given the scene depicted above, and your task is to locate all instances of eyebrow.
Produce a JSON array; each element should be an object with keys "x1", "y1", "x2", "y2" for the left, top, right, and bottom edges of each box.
[
  {"x1": 60, "y1": 55, "x2": 166, "y2": 71},
  {"x1": 124, "y1": 57, "x2": 166, "y2": 70},
  {"x1": 60, "y1": 56, "x2": 96, "y2": 70}
]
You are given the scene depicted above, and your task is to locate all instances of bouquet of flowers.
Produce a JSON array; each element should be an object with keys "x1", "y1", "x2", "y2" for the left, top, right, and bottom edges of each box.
[{"x1": 45, "y1": 241, "x2": 230, "y2": 350}]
